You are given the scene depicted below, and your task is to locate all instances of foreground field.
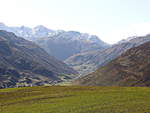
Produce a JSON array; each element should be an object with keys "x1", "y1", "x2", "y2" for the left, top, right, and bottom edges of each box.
[{"x1": 0, "y1": 86, "x2": 150, "y2": 113}]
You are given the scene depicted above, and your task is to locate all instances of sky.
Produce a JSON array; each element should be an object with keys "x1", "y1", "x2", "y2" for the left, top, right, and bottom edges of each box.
[{"x1": 0, "y1": 0, "x2": 150, "y2": 44}]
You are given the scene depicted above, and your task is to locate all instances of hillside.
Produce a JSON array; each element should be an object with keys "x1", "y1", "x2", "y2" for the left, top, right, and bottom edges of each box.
[
  {"x1": 0, "y1": 30, "x2": 77, "y2": 88},
  {"x1": 66, "y1": 35, "x2": 150, "y2": 75},
  {"x1": 75, "y1": 42, "x2": 150, "y2": 86}
]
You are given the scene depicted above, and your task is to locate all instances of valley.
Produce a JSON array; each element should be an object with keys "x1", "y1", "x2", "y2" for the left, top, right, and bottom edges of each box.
[
  {"x1": 1, "y1": 23, "x2": 150, "y2": 88},
  {"x1": 1, "y1": 0, "x2": 150, "y2": 113}
]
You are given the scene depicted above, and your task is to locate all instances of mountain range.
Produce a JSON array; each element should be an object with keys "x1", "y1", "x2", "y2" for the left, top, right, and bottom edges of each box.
[
  {"x1": 0, "y1": 30, "x2": 77, "y2": 88},
  {"x1": 0, "y1": 23, "x2": 109, "y2": 61},
  {"x1": 0, "y1": 22, "x2": 150, "y2": 87}
]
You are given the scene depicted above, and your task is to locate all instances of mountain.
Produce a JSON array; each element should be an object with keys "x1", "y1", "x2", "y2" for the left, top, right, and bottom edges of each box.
[
  {"x1": 0, "y1": 23, "x2": 109, "y2": 61},
  {"x1": 65, "y1": 35, "x2": 150, "y2": 75},
  {"x1": 35, "y1": 31, "x2": 109, "y2": 60},
  {"x1": 0, "y1": 30, "x2": 77, "y2": 88},
  {"x1": 0, "y1": 23, "x2": 54, "y2": 40},
  {"x1": 75, "y1": 41, "x2": 150, "y2": 86}
]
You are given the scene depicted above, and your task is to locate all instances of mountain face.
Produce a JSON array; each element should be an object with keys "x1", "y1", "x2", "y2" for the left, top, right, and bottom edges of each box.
[
  {"x1": 65, "y1": 35, "x2": 150, "y2": 75},
  {"x1": 0, "y1": 23, "x2": 109, "y2": 61},
  {"x1": 75, "y1": 42, "x2": 150, "y2": 86},
  {"x1": 0, "y1": 30, "x2": 77, "y2": 88},
  {"x1": 0, "y1": 23, "x2": 54, "y2": 40},
  {"x1": 35, "y1": 31, "x2": 109, "y2": 60}
]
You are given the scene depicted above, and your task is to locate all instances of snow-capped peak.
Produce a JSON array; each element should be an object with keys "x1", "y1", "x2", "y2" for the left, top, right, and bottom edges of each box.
[
  {"x1": 0, "y1": 23, "x2": 56, "y2": 40},
  {"x1": 0, "y1": 22, "x2": 106, "y2": 45},
  {"x1": 0, "y1": 22, "x2": 5, "y2": 26},
  {"x1": 34, "y1": 25, "x2": 53, "y2": 32}
]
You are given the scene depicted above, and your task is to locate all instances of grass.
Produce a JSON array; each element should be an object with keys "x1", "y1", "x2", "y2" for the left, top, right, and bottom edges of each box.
[{"x1": 0, "y1": 86, "x2": 150, "y2": 113}]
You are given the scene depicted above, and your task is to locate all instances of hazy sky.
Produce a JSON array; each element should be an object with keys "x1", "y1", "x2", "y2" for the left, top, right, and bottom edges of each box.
[{"x1": 0, "y1": 0, "x2": 150, "y2": 44}]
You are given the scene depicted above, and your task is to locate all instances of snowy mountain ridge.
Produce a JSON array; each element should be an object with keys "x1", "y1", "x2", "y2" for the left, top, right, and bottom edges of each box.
[
  {"x1": 0, "y1": 22, "x2": 104, "y2": 44},
  {"x1": 0, "y1": 23, "x2": 54, "y2": 40}
]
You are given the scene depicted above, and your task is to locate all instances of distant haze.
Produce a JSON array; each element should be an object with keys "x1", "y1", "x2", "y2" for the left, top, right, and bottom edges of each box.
[{"x1": 0, "y1": 0, "x2": 150, "y2": 44}]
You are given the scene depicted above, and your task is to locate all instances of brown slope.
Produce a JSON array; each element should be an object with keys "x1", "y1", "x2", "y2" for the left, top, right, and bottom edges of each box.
[
  {"x1": 0, "y1": 30, "x2": 77, "y2": 88},
  {"x1": 75, "y1": 42, "x2": 150, "y2": 86},
  {"x1": 65, "y1": 35, "x2": 150, "y2": 75}
]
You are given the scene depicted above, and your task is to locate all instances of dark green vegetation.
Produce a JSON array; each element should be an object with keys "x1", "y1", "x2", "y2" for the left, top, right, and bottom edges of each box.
[
  {"x1": 75, "y1": 42, "x2": 150, "y2": 86},
  {"x1": 0, "y1": 86, "x2": 150, "y2": 113}
]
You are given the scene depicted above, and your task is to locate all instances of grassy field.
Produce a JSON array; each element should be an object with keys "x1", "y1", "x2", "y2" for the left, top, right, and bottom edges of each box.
[{"x1": 0, "y1": 86, "x2": 150, "y2": 113}]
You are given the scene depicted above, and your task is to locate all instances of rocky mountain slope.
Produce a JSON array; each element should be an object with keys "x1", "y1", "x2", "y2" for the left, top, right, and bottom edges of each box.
[
  {"x1": 65, "y1": 35, "x2": 150, "y2": 75},
  {"x1": 0, "y1": 30, "x2": 77, "y2": 88},
  {"x1": 0, "y1": 23, "x2": 54, "y2": 40},
  {"x1": 35, "y1": 31, "x2": 109, "y2": 60},
  {"x1": 75, "y1": 41, "x2": 150, "y2": 86}
]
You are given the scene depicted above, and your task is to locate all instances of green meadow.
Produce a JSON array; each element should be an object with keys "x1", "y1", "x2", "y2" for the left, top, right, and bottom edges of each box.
[{"x1": 0, "y1": 86, "x2": 150, "y2": 113}]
